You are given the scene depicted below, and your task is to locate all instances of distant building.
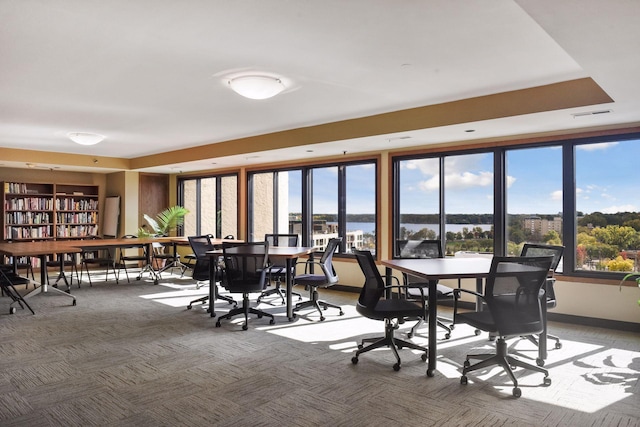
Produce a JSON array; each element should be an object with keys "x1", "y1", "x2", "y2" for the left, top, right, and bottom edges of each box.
[
  {"x1": 523, "y1": 216, "x2": 562, "y2": 236},
  {"x1": 290, "y1": 220, "x2": 364, "y2": 252}
]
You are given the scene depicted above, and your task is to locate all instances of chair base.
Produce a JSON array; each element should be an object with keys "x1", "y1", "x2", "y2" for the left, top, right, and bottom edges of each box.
[
  {"x1": 186, "y1": 287, "x2": 236, "y2": 310},
  {"x1": 215, "y1": 294, "x2": 274, "y2": 330},
  {"x1": 408, "y1": 316, "x2": 453, "y2": 339},
  {"x1": 352, "y1": 318, "x2": 427, "y2": 371},
  {"x1": 461, "y1": 337, "x2": 550, "y2": 398},
  {"x1": 257, "y1": 279, "x2": 302, "y2": 305},
  {"x1": 293, "y1": 287, "x2": 343, "y2": 321}
]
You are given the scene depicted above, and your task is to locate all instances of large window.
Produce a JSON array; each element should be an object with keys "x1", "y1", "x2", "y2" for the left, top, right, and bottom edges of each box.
[
  {"x1": 178, "y1": 174, "x2": 238, "y2": 238},
  {"x1": 506, "y1": 146, "x2": 563, "y2": 258},
  {"x1": 395, "y1": 152, "x2": 494, "y2": 256},
  {"x1": 575, "y1": 140, "x2": 640, "y2": 273},
  {"x1": 248, "y1": 159, "x2": 377, "y2": 254},
  {"x1": 393, "y1": 133, "x2": 640, "y2": 279}
]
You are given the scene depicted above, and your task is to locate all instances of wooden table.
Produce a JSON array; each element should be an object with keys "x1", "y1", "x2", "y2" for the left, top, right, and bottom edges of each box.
[
  {"x1": 207, "y1": 245, "x2": 316, "y2": 320},
  {"x1": 380, "y1": 257, "x2": 493, "y2": 377},
  {"x1": 0, "y1": 240, "x2": 82, "y2": 305}
]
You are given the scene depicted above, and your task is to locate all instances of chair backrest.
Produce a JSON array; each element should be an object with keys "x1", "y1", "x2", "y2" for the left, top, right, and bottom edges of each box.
[
  {"x1": 484, "y1": 256, "x2": 553, "y2": 337},
  {"x1": 396, "y1": 239, "x2": 442, "y2": 259},
  {"x1": 520, "y1": 243, "x2": 564, "y2": 272},
  {"x1": 353, "y1": 250, "x2": 385, "y2": 317},
  {"x1": 317, "y1": 237, "x2": 342, "y2": 285},
  {"x1": 188, "y1": 235, "x2": 214, "y2": 258},
  {"x1": 265, "y1": 233, "x2": 299, "y2": 247},
  {"x1": 221, "y1": 241, "x2": 269, "y2": 292}
]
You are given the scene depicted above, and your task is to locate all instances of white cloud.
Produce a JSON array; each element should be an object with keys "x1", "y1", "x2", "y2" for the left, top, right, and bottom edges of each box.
[
  {"x1": 444, "y1": 171, "x2": 493, "y2": 189},
  {"x1": 506, "y1": 175, "x2": 516, "y2": 188},
  {"x1": 551, "y1": 190, "x2": 562, "y2": 200},
  {"x1": 601, "y1": 204, "x2": 637, "y2": 214},
  {"x1": 577, "y1": 142, "x2": 618, "y2": 151}
]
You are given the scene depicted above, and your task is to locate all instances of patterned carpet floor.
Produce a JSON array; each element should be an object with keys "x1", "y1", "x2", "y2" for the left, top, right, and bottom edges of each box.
[{"x1": 0, "y1": 271, "x2": 638, "y2": 426}]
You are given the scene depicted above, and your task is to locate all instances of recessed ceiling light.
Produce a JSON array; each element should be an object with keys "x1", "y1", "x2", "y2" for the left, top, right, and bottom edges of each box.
[
  {"x1": 465, "y1": 129, "x2": 475, "y2": 133},
  {"x1": 572, "y1": 109, "x2": 612, "y2": 118}
]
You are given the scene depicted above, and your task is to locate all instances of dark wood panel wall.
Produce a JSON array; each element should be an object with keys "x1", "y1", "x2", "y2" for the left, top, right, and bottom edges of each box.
[{"x1": 138, "y1": 173, "x2": 169, "y2": 232}]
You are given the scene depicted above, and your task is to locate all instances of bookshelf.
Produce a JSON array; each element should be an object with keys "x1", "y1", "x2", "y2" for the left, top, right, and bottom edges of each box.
[{"x1": 2, "y1": 181, "x2": 100, "y2": 242}]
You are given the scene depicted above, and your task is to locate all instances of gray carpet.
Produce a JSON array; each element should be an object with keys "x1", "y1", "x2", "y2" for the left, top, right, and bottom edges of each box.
[{"x1": 0, "y1": 272, "x2": 639, "y2": 426}]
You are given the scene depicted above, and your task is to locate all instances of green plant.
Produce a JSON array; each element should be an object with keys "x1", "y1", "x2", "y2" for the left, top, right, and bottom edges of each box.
[
  {"x1": 619, "y1": 272, "x2": 640, "y2": 306},
  {"x1": 137, "y1": 205, "x2": 189, "y2": 237}
]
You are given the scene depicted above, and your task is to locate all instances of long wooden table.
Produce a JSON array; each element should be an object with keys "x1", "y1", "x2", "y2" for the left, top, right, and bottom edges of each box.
[
  {"x1": 207, "y1": 245, "x2": 316, "y2": 320},
  {"x1": 380, "y1": 257, "x2": 493, "y2": 377}
]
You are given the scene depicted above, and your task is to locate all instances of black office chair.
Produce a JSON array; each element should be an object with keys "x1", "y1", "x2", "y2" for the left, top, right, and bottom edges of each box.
[
  {"x1": 351, "y1": 249, "x2": 428, "y2": 371},
  {"x1": 186, "y1": 234, "x2": 236, "y2": 310},
  {"x1": 520, "y1": 243, "x2": 565, "y2": 363},
  {"x1": 0, "y1": 265, "x2": 35, "y2": 315},
  {"x1": 396, "y1": 239, "x2": 455, "y2": 339},
  {"x1": 453, "y1": 256, "x2": 553, "y2": 398},
  {"x1": 79, "y1": 239, "x2": 117, "y2": 286},
  {"x1": 215, "y1": 241, "x2": 275, "y2": 330},
  {"x1": 183, "y1": 233, "x2": 213, "y2": 271},
  {"x1": 257, "y1": 233, "x2": 302, "y2": 305},
  {"x1": 293, "y1": 237, "x2": 344, "y2": 321},
  {"x1": 117, "y1": 235, "x2": 149, "y2": 283}
]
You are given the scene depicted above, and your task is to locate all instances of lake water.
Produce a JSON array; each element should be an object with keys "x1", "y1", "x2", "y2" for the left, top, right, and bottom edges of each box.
[{"x1": 343, "y1": 222, "x2": 492, "y2": 234}]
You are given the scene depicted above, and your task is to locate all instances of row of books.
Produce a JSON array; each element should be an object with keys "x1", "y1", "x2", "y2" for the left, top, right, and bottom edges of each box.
[
  {"x1": 55, "y1": 198, "x2": 99, "y2": 211},
  {"x1": 4, "y1": 211, "x2": 51, "y2": 225},
  {"x1": 56, "y1": 212, "x2": 98, "y2": 224},
  {"x1": 3, "y1": 182, "x2": 47, "y2": 195},
  {"x1": 55, "y1": 225, "x2": 99, "y2": 238},
  {"x1": 6, "y1": 225, "x2": 52, "y2": 239},
  {"x1": 4, "y1": 197, "x2": 54, "y2": 211}
]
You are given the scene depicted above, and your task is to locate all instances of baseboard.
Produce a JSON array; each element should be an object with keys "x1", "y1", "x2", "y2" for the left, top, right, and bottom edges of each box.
[{"x1": 333, "y1": 285, "x2": 640, "y2": 333}]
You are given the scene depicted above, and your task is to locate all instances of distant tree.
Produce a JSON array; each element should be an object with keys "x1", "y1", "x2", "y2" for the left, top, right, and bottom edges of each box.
[
  {"x1": 543, "y1": 230, "x2": 562, "y2": 245},
  {"x1": 592, "y1": 225, "x2": 638, "y2": 249},
  {"x1": 509, "y1": 229, "x2": 525, "y2": 244},
  {"x1": 624, "y1": 219, "x2": 640, "y2": 232},
  {"x1": 606, "y1": 256, "x2": 634, "y2": 272}
]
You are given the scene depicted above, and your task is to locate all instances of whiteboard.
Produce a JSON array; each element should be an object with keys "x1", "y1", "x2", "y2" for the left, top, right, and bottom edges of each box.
[{"x1": 103, "y1": 196, "x2": 120, "y2": 237}]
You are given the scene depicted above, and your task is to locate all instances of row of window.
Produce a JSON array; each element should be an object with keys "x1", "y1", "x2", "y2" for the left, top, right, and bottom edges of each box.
[{"x1": 178, "y1": 133, "x2": 640, "y2": 279}]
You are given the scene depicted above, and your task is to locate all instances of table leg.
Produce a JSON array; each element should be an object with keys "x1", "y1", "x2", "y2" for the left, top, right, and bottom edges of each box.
[
  {"x1": 208, "y1": 255, "x2": 216, "y2": 317},
  {"x1": 538, "y1": 279, "x2": 549, "y2": 364},
  {"x1": 426, "y1": 279, "x2": 437, "y2": 377},
  {"x1": 286, "y1": 258, "x2": 294, "y2": 321},
  {"x1": 24, "y1": 254, "x2": 76, "y2": 304}
]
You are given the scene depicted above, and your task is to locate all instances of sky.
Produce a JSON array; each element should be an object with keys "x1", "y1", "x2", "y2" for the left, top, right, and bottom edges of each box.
[{"x1": 285, "y1": 139, "x2": 638, "y2": 215}]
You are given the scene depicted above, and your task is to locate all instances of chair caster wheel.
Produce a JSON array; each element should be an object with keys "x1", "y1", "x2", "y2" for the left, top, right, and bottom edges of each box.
[
  {"x1": 463, "y1": 360, "x2": 471, "y2": 369},
  {"x1": 339, "y1": 311, "x2": 344, "y2": 316},
  {"x1": 513, "y1": 387, "x2": 521, "y2": 398},
  {"x1": 427, "y1": 369, "x2": 435, "y2": 377},
  {"x1": 242, "y1": 324, "x2": 248, "y2": 331},
  {"x1": 536, "y1": 358, "x2": 545, "y2": 367},
  {"x1": 269, "y1": 319, "x2": 275, "y2": 324},
  {"x1": 393, "y1": 363, "x2": 401, "y2": 371},
  {"x1": 319, "y1": 316, "x2": 325, "y2": 321},
  {"x1": 421, "y1": 353, "x2": 427, "y2": 362},
  {"x1": 215, "y1": 321, "x2": 221, "y2": 327},
  {"x1": 72, "y1": 300, "x2": 76, "y2": 306},
  {"x1": 474, "y1": 329, "x2": 481, "y2": 336},
  {"x1": 257, "y1": 314, "x2": 263, "y2": 318},
  {"x1": 555, "y1": 342, "x2": 562, "y2": 349},
  {"x1": 543, "y1": 377, "x2": 552, "y2": 386},
  {"x1": 397, "y1": 344, "x2": 403, "y2": 350},
  {"x1": 357, "y1": 344, "x2": 363, "y2": 350},
  {"x1": 444, "y1": 333, "x2": 451, "y2": 339},
  {"x1": 460, "y1": 376, "x2": 468, "y2": 385},
  {"x1": 187, "y1": 305, "x2": 192, "y2": 310},
  {"x1": 351, "y1": 356, "x2": 358, "y2": 365},
  {"x1": 9, "y1": 307, "x2": 16, "y2": 314},
  {"x1": 407, "y1": 332, "x2": 413, "y2": 339}
]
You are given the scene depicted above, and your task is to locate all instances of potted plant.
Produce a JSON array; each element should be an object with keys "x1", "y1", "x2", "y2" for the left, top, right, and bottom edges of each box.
[
  {"x1": 137, "y1": 205, "x2": 189, "y2": 237},
  {"x1": 619, "y1": 272, "x2": 640, "y2": 306}
]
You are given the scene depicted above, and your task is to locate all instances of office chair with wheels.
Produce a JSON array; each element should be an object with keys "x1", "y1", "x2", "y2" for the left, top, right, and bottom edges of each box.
[
  {"x1": 186, "y1": 235, "x2": 236, "y2": 310},
  {"x1": 258, "y1": 233, "x2": 301, "y2": 305},
  {"x1": 396, "y1": 239, "x2": 455, "y2": 339},
  {"x1": 293, "y1": 237, "x2": 344, "y2": 321},
  {"x1": 453, "y1": 256, "x2": 553, "y2": 398},
  {"x1": 215, "y1": 241, "x2": 275, "y2": 330},
  {"x1": 519, "y1": 243, "x2": 565, "y2": 365},
  {"x1": 351, "y1": 249, "x2": 428, "y2": 371}
]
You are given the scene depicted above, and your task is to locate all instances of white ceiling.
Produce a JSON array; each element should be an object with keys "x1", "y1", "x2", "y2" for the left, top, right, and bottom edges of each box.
[{"x1": 1, "y1": 0, "x2": 639, "y2": 173}]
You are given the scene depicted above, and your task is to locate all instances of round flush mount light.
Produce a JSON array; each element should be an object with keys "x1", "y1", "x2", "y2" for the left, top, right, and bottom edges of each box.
[
  {"x1": 227, "y1": 75, "x2": 285, "y2": 100},
  {"x1": 67, "y1": 132, "x2": 105, "y2": 146}
]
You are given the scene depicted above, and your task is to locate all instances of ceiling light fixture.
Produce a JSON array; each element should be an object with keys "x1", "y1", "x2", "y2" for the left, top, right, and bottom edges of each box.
[
  {"x1": 68, "y1": 132, "x2": 105, "y2": 146},
  {"x1": 227, "y1": 75, "x2": 285, "y2": 100}
]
